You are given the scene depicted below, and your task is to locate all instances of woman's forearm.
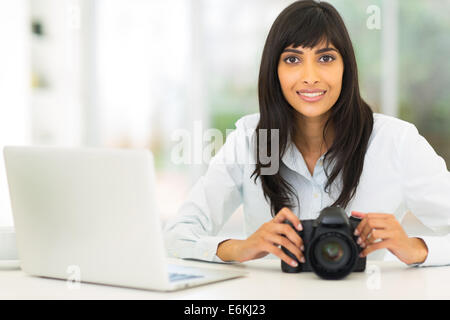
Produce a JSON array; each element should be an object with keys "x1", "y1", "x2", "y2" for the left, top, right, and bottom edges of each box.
[
  {"x1": 410, "y1": 237, "x2": 428, "y2": 264},
  {"x1": 216, "y1": 239, "x2": 243, "y2": 262}
]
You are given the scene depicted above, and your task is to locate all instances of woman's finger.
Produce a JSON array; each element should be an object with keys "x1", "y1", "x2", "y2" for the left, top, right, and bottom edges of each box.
[
  {"x1": 264, "y1": 233, "x2": 304, "y2": 262},
  {"x1": 263, "y1": 243, "x2": 299, "y2": 267},
  {"x1": 271, "y1": 223, "x2": 303, "y2": 248},
  {"x1": 354, "y1": 212, "x2": 392, "y2": 236},
  {"x1": 359, "y1": 239, "x2": 392, "y2": 258},
  {"x1": 359, "y1": 218, "x2": 389, "y2": 244},
  {"x1": 365, "y1": 229, "x2": 394, "y2": 245},
  {"x1": 273, "y1": 207, "x2": 302, "y2": 231}
]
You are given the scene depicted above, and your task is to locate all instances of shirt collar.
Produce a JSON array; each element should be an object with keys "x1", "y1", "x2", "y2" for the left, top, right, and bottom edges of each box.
[{"x1": 281, "y1": 132, "x2": 326, "y2": 180}]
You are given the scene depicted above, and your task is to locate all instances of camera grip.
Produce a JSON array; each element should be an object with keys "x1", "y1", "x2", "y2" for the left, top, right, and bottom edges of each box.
[
  {"x1": 349, "y1": 216, "x2": 366, "y2": 272},
  {"x1": 280, "y1": 220, "x2": 304, "y2": 273}
]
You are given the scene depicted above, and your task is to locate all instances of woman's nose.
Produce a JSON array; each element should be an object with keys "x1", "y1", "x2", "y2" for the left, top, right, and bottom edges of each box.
[{"x1": 302, "y1": 62, "x2": 320, "y2": 85}]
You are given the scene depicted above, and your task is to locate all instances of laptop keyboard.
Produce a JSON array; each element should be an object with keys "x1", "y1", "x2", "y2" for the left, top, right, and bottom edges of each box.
[{"x1": 169, "y1": 272, "x2": 204, "y2": 282}]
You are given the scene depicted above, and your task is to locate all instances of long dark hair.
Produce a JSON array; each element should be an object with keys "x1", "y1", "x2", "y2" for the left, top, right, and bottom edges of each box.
[{"x1": 251, "y1": 0, "x2": 374, "y2": 217}]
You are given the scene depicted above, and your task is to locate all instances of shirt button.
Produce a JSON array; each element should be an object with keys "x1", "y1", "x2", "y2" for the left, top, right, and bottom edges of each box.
[
  {"x1": 314, "y1": 193, "x2": 319, "y2": 198},
  {"x1": 203, "y1": 251, "x2": 208, "y2": 258}
]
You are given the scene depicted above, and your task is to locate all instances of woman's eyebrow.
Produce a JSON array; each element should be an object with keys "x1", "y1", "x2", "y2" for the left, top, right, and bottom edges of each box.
[{"x1": 282, "y1": 47, "x2": 338, "y2": 54}]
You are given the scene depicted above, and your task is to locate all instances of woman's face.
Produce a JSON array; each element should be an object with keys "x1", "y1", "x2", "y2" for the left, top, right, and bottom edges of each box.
[{"x1": 277, "y1": 41, "x2": 344, "y2": 120}]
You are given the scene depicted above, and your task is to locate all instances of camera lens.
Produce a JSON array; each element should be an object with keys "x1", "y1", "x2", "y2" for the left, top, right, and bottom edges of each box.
[
  {"x1": 321, "y1": 241, "x2": 344, "y2": 263},
  {"x1": 309, "y1": 232, "x2": 358, "y2": 280},
  {"x1": 314, "y1": 237, "x2": 350, "y2": 270}
]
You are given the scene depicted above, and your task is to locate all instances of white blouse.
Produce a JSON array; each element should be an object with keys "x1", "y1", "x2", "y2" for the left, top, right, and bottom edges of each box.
[{"x1": 163, "y1": 112, "x2": 450, "y2": 266}]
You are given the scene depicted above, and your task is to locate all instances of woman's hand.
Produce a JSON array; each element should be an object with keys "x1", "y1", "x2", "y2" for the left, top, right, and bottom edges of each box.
[
  {"x1": 216, "y1": 207, "x2": 304, "y2": 267},
  {"x1": 352, "y1": 211, "x2": 428, "y2": 265}
]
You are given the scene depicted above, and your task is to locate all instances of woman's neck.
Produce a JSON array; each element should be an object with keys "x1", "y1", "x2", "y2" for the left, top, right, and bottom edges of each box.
[{"x1": 294, "y1": 113, "x2": 334, "y2": 157}]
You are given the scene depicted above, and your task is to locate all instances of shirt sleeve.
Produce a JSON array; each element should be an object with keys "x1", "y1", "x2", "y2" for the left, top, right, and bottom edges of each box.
[
  {"x1": 398, "y1": 123, "x2": 450, "y2": 267},
  {"x1": 163, "y1": 121, "x2": 250, "y2": 263}
]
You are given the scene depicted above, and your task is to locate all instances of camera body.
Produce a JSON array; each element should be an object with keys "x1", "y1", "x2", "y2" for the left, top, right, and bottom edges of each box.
[{"x1": 281, "y1": 207, "x2": 366, "y2": 280}]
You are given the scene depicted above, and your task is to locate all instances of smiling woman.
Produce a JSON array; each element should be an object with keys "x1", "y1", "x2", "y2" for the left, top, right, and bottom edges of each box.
[
  {"x1": 277, "y1": 42, "x2": 344, "y2": 176},
  {"x1": 278, "y1": 44, "x2": 343, "y2": 113},
  {"x1": 164, "y1": 0, "x2": 450, "y2": 269},
  {"x1": 254, "y1": 0, "x2": 373, "y2": 216}
]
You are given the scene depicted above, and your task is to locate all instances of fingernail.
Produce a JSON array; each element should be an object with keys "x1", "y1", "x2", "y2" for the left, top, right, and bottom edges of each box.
[
  {"x1": 297, "y1": 223, "x2": 303, "y2": 231},
  {"x1": 354, "y1": 229, "x2": 360, "y2": 236},
  {"x1": 357, "y1": 237, "x2": 362, "y2": 245},
  {"x1": 300, "y1": 245, "x2": 304, "y2": 252},
  {"x1": 300, "y1": 257, "x2": 305, "y2": 263},
  {"x1": 359, "y1": 252, "x2": 364, "y2": 258},
  {"x1": 291, "y1": 260, "x2": 298, "y2": 267}
]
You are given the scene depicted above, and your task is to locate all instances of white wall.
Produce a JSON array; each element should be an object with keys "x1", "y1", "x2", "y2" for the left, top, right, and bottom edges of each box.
[
  {"x1": 0, "y1": 0, "x2": 30, "y2": 226},
  {"x1": 30, "y1": 0, "x2": 84, "y2": 146}
]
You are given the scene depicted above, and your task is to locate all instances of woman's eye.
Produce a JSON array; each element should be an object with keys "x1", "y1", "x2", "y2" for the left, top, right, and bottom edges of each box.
[
  {"x1": 284, "y1": 55, "x2": 335, "y2": 64},
  {"x1": 284, "y1": 56, "x2": 300, "y2": 64},
  {"x1": 319, "y1": 55, "x2": 335, "y2": 63}
]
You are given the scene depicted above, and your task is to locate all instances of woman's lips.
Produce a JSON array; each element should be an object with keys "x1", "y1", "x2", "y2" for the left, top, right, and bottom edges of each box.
[{"x1": 296, "y1": 90, "x2": 327, "y2": 102}]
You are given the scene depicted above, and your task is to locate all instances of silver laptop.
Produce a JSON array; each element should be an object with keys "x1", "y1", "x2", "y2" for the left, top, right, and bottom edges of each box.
[{"x1": 3, "y1": 146, "x2": 246, "y2": 291}]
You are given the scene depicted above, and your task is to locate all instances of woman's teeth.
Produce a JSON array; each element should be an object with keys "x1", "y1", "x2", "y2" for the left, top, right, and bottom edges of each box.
[{"x1": 298, "y1": 91, "x2": 326, "y2": 97}]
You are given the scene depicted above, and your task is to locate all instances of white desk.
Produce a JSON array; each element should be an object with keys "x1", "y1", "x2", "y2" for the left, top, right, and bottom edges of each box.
[{"x1": 1, "y1": 259, "x2": 449, "y2": 299}]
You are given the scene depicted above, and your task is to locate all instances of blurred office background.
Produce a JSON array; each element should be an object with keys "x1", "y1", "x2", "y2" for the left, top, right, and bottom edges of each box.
[{"x1": 0, "y1": 1, "x2": 449, "y2": 239}]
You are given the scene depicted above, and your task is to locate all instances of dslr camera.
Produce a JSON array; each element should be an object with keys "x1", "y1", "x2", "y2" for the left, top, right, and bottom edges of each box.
[{"x1": 281, "y1": 207, "x2": 366, "y2": 280}]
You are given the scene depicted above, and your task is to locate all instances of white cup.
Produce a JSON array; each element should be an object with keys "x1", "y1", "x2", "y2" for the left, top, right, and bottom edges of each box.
[{"x1": 0, "y1": 227, "x2": 18, "y2": 260}]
